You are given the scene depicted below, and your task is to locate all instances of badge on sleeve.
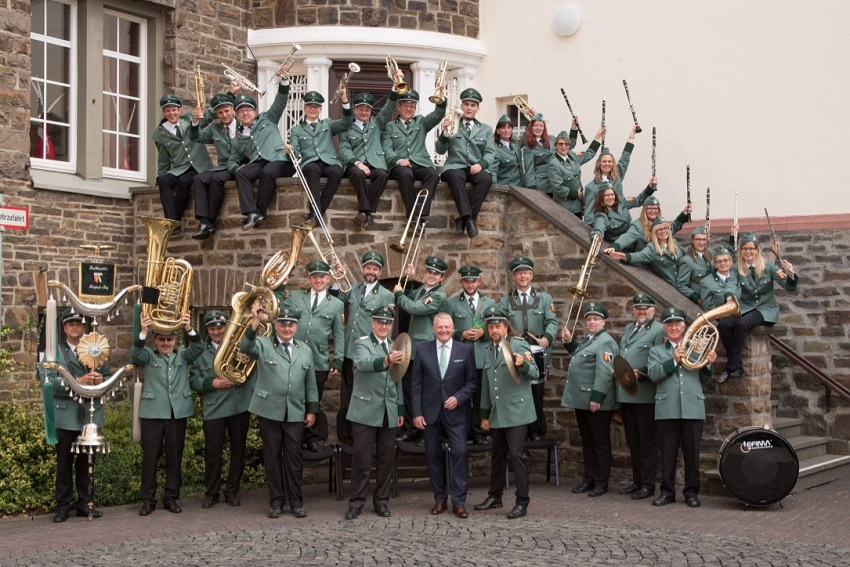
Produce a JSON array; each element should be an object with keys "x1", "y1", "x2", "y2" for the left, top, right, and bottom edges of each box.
[
  {"x1": 776, "y1": 270, "x2": 787, "y2": 279},
  {"x1": 603, "y1": 352, "x2": 613, "y2": 362},
  {"x1": 550, "y1": 304, "x2": 556, "y2": 312},
  {"x1": 524, "y1": 353, "x2": 533, "y2": 362}
]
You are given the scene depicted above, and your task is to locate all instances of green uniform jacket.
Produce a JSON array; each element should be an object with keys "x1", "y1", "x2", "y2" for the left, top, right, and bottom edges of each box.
[
  {"x1": 287, "y1": 289, "x2": 345, "y2": 372},
  {"x1": 520, "y1": 137, "x2": 555, "y2": 190},
  {"x1": 677, "y1": 251, "x2": 712, "y2": 302},
  {"x1": 499, "y1": 288, "x2": 559, "y2": 363},
  {"x1": 381, "y1": 101, "x2": 447, "y2": 168},
  {"x1": 43, "y1": 342, "x2": 109, "y2": 431},
  {"x1": 130, "y1": 334, "x2": 204, "y2": 420},
  {"x1": 395, "y1": 284, "x2": 447, "y2": 357},
  {"x1": 479, "y1": 337, "x2": 539, "y2": 428},
  {"x1": 547, "y1": 139, "x2": 599, "y2": 202},
  {"x1": 288, "y1": 107, "x2": 354, "y2": 168},
  {"x1": 648, "y1": 341, "x2": 713, "y2": 421},
  {"x1": 492, "y1": 138, "x2": 525, "y2": 186},
  {"x1": 737, "y1": 261, "x2": 798, "y2": 323},
  {"x1": 610, "y1": 211, "x2": 689, "y2": 253},
  {"x1": 582, "y1": 142, "x2": 634, "y2": 222},
  {"x1": 623, "y1": 241, "x2": 685, "y2": 287},
  {"x1": 339, "y1": 92, "x2": 398, "y2": 170},
  {"x1": 346, "y1": 333, "x2": 405, "y2": 427},
  {"x1": 699, "y1": 270, "x2": 740, "y2": 311},
  {"x1": 332, "y1": 282, "x2": 395, "y2": 359},
  {"x1": 153, "y1": 112, "x2": 213, "y2": 178},
  {"x1": 226, "y1": 83, "x2": 291, "y2": 174},
  {"x1": 548, "y1": 154, "x2": 581, "y2": 213},
  {"x1": 617, "y1": 319, "x2": 665, "y2": 404},
  {"x1": 590, "y1": 193, "x2": 647, "y2": 242},
  {"x1": 187, "y1": 109, "x2": 237, "y2": 171},
  {"x1": 444, "y1": 291, "x2": 497, "y2": 369},
  {"x1": 561, "y1": 329, "x2": 619, "y2": 410},
  {"x1": 239, "y1": 328, "x2": 319, "y2": 422},
  {"x1": 434, "y1": 118, "x2": 496, "y2": 173},
  {"x1": 188, "y1": 342, "x2": 255, "y2": 420}
]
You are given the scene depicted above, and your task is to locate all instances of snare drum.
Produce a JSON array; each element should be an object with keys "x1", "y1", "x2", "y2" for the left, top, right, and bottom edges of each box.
[
  {"x1": 718, "y1": 426, "x2": 799, "y2": 506},
  {"x1": 529, "y1": 345, "x2": 547, "y2": 383}
]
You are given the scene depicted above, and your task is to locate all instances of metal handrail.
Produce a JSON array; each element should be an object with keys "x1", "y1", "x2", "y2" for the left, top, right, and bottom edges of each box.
[{"x1": 769, "y1": 335, "x2": 850, "y2": 409}]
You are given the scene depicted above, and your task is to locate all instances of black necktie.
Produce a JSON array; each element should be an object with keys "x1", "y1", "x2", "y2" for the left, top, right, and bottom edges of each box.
[
  {"x1": 465, "y1": 122, "x2": 472, "y2": 132},
  {"x1": 311, "y1": 293, "x2": 319, "y2": 313},
  {"x1": 404, "y1": 120, "x2": 410, "y2": 130},
  {"x1": 521, "y1": 292, "x2": 527, "y2": 305},
  {"x1": 749, "y1": 266, "x2": 757, "y2": 281},
  {"x1": 282, "y1": 342, "x2": 291, "y2": 358},
  {"x1": 468, "y1": 296, "x2": 475, "y2": 310},
  {"x1": 175, "y1": 125, "x2": 182, "y2": 139},
  {"x1": 629, "y1": 324, "x2": 642, "y2": 340},
  {"x1": 311, "y1": 122, "x2": 317, "y2": 131},
  {"x1": 381, "y1": 341, "x2": 390, "y2": 355}
]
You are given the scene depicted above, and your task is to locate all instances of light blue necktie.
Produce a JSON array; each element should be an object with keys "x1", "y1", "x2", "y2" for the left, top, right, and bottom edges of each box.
[{"x1": 439, "y1": 343, "x2": 448, "y2": 379}]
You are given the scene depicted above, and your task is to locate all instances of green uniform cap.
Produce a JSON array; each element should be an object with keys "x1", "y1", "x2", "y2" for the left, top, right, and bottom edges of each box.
[
  {"x1": 651, "y1": 216, "x2": 669, "y2": 229},
  {"x1": 692, "y1": 226, "x2": 708, "y2": 236},
  {"x1": 234, "y1": 94, "x2": 256, "y2": 110},
  {"x1": 459, "y1": 88, "x2": 482, "y2": 103},
  {"x1": 510, "y1": 255, "x2": 534, "y2": 272},
  {"x1": 204, "y1": 310, "x2": 229, "y2": 327},
  {"x1": 660, "y1": 306, "x2": 686, "y2": 324},
  {"x1": 278, "y1": 303, "x2": 302, "y2": 323},
  {"x1": 398, "y1": 89, "x2": 420, "y2": 103},
  {"x1": 712, "y1": 245, "x2": 733, "y2": 257},
  {"x1": 352, "y1": 92, "x2": 375, "y2": 108},
  {"x1": 159, "y1": 94, "x2": 182, "y2": 108},
  {"x1": 306, "y1": 259, "x2": 331, "y2": 275},
  {"x1": 529, "y1": 113, "x2": 544, "y2": 122},
  {"x1": 632, "y1": 293, "x2": 656, "y2": 308},
  {"x1": 61, "y1": 308, "x2": 84, "y2": 325},
  {"x1": 361, "y1": 250, "x2": 385, "y2": 268},
  {"x1": 483, "y1": 305, "x2": 509, "y2": 323},
  {"x1": 372, "y1": 306, "x2": 395, "y2": 322},
  {"x1": 739, "y1": 232, "x2": 759, "y2": 246},
  {"x1": 304, "y1": 91, "x2": 325, "y2": 105},
  {"x1": 644, "y1": 195, "x2": 661, "y2": 207},
  {"x1": 599, "y1": 146, "x2": 613, "y2": 157},
  {"x1": 496, "y1": 114, "x2": 512, "y2": 127},
  {"x1": 424, "y1": 256, "x2": 448, "y2": 274},
  {"x1": 210, "y1": 93, "x2": 235, "y2": 110},
  {"x1": 555, "y1": 131, "x2": 573, "y2": 147},
  {"x1": 583, "y1": 301, "x2": 609, "y2": 319},
  {"x1": 458, "y1": 265, "x2": 482, "y2": 280}
]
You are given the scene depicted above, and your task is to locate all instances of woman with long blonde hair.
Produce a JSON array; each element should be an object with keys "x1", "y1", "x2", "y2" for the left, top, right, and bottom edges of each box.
[
  {"x1": 676, "y1": 227, "x2": 713, "y2": 304},
  {"x1": 608, "y1": 196, "x2": 690, "y2": 253},
  {"x1": 583, "y1": 126, "x2": 638, "y2": 223},
  {"x1": 605, "y1": 218, "x2": 684, "y2": 287}
]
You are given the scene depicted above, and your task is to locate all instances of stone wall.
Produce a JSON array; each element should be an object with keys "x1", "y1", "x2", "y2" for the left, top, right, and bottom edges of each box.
[{"x1": 252, "y1": 0, "x2": 480, "y2": 38}]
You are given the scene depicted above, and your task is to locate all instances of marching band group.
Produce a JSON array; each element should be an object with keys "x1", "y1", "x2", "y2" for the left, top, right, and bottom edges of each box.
[{"x1": 44, "y1": 57, "x2": 801, "y2": 524}]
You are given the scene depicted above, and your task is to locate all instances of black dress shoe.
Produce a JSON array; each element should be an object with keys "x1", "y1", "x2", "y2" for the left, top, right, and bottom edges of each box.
[
  {"x1": 345, "y1": 506, "x2": 361, "y2": 520},
  {"x1": 292, "y1": 506, "x2": 307, "y2": 518},
  {"x1": 397, "y1": 432, "x2": 421, "y2": 443},
  {"x1": 191, "y1": 224, "x2": 216, "y2": 240},
  {"x1": 53, "y1": 509, "x2": 69, "y2": 523},
  {"x1": 474, "y1": 496, "x2": 503, "y2": 510},
  {"x1": 685, "y1": 495, "x2": 701, "y2": 508},
  {"x1": 465, "y1": 218, "x2": 478, "y2": 238},
  {"x1": 374, "y1": 504, "x2": 391, "y2": 517},
  {"x1": 202, "y1": 495, "x2": 219, "y2": 508},
  {"x1": 631, "y1": 487, "x2": 654, "y2": 500},
  {"x1": 652, "y1": 494, "x2": 676, "y2": 506},
  {"x1": 572, "y1": 482, "x2": 595, "y2": 494},
  {"x1": 224, "y1": 493, "x2": 241, "y2": 507},
  {"x1": 717, "y1": 370, "x2": 732, "y2": 384},
  {"x1": 171, "y1": 226, "x2": 184, "y2": 237},
  {"x1": 365, "y1": 212, "x2": 374, "y2": 227},
  {"x1": 588, "y1": 486, "x2": 608, "y2": 497},
  {"x1": 242, "y1": 213, "x2": 264, "y2": 231},
  {"x1": 139, "y1": 503, "x2": 154, "y2": 516},
  {"x1": 529, "y1": 432, "x2": 544, "y2": 442},
  {"x1": 454, "y1": 217, "x2": 465, "y2": 234},
  {"x1": 619, "y1": 483, "x2": 640, "y2": 495},
  {"x1": 506, "y1": 504, "x2": 527, "y2": 519},
  {"x1": 241, "y1": 216, "x2": 249, "y2": 225},
  {"x1": 268, "y1": 506, "x2": 283, "y2": 518},
  {"x1": 163, "y1": 500, "x2": 182, "y2": 514},
  {"x1": 75, "y1": 507, "x2": 103, "y2": 518},
  {"x1": 306, "y1": 440, "x2": 321, "y2": 453}
]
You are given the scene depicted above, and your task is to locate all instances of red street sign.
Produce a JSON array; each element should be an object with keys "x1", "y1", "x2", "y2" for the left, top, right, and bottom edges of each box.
[{"x1": 0, "y1": 205, "x2": 29, "y2": 230}]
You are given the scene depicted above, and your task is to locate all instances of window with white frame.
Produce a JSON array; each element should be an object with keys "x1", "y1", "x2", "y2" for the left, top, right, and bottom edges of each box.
[{"x1": 504, "y1": 102, "x2": 529, "y2": 139}]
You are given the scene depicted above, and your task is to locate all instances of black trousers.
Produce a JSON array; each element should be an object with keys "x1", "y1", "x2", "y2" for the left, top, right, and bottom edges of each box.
[
  {"x1": 140, "y1": 417, "x2": 187, "y2": 505},
  {"x1": 192, "y1": 169, "x2": 233, "y2": 223},
  {"x1": 717, "y1": 310, "x2": 771, "y2": 372},
  {"x1": 303, "y1": 370, "x2": 329, "y2": 443},
  {"x1": 390, "y1": 164, "x2": 439, "y2": 218},
  {"x1": 656, "y1": 418, "x2": 703, "y2": 498},
  {"x1": 234, "y1": 159, "x2": 295, "y2": 216},
  {"x1": 349, "y1": 415, "x2": 397, "y2": 509},
  {"x1": 302, "y1": 160, "x2": 343, "y2": 214},
  {"x1": 467, "y1": 369, "x2": 486, "y2": 440},
  {"x1": 528, "y1": 381, "x2": 547, "y2": 438},
  {"x1": 424, "y1": 411, "x2": 468, "y2": 505},
  {"x1": 158, "y1": 168, "x2": 198, "y2": 221},
  {"x1": 488, "y1": 424, "x2": 529, "y2": 506},
  {"x1": 337, "y1": 357, "x2": 355, "y2": 443},
  {"x1": 345, "y1": 165, "x2": 388, "y2": 213},
  {"x1": 400, "y1": 356, "x2": 419, "y2": 438},
  {"x1": 202, "y1": 411, "x2": 250, "y2": 499},
  {"x1": 620, "y1": 402, "x2": 658, "y2": 489},
  {"x1": 258, "y1": 416, "x2": 304, "y2": 509},
  {"x1": 574, "y1": 409, "x2": 613, "y2": 488},
  {"x1": 55, "y1": 427, "x2": 92, "y2": 511},
  {"x1": 440, "y1": 168, "x2": 492, "y2": 220}
]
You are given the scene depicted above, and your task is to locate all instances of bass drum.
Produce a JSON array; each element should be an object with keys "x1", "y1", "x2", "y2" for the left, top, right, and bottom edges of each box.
[
  {"x1": 529, "y1": 345, "x2": 547, "y2": 384},
  {"x1": 718, "y1": 426, "x2": 799, "y2": 506}
]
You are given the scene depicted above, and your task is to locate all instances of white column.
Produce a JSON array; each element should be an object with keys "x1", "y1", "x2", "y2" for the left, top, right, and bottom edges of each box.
[
  {"x1": 411, "y1": 60, "x2": 442, "y2": 165},
  {"x1": 453, "y1": 65, "x2": 477, "y2": 94},
  {"x1": 304, "y1": 57, "x2": 333, "y2": 112},
  {"x1": 257, "y1": 60, "x2": 277, "y2": 113}
]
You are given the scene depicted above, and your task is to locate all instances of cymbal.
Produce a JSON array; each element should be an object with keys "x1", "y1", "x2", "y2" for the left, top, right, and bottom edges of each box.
[
  {"x1": 500, "y1": 339, "x2": 520, "y2": 384},
  {"x1": 613, "y1": 355, "x2": 638, "y2": 396},
  {"x1": 388, "y1": 332, "x2": 411, "y2": 382}
]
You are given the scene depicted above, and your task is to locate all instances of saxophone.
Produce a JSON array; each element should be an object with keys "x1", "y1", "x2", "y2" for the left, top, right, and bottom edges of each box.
[{"x1": 443, "y1": 78, "x2": 462, "y2": 137}]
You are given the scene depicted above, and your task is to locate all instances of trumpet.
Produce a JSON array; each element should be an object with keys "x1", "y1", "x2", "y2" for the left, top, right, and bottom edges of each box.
[
  {"x1": 443, "y1": 78, "x2": 462, "y2": 137},
  {"x1": 331, "y1": 62, "x2": 360, "y2": 105},
  {"x1": 429, "y1": 56, "x2": 447, "y2": 104},
  {"x1": 223, "y1": 64, "x2": 266, "y2": 97},
  {"x1": 385, "y1": 55, "x2": 410, "y2": 94},
  {"x1": 562, "y1": 234, "x2": 603, "y2": 337},
  {"x1": 269, "y1": 43, "x2": 302, "y2": 85},
  {"x1": 194, "y1": 65, "x2": 205, "y2": 107},
  {"x1": 391, "y1": 190, "x2": 428, "y2": 254},
  {"x1": 511, "y1": 93, "x2": 536, "y2": 122}
]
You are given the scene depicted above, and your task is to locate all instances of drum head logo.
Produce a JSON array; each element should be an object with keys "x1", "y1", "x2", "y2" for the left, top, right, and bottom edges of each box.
[{"x1": 740, "y1": 439, "x2": 773, "y2": 453}]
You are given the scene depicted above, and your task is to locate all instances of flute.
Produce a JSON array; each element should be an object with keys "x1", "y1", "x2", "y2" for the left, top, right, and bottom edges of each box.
[
  {"x1": 705, "y1": 187, "x2": 711, "y2": 238},
  {"x1": 764, "y1": 208, "x2": 783, "y2": 263},
  {"x1": 651, "y1": 127, "x2": 657, "y2": 190},
  {"x1": 622, "y1": 79, "x2": 642, "y2": 133},
  {"x1": 686, "y1": 162, "x2": 692, "y2": 222},
  {"x1": 600, "y1": 96, "x2": 606, "y2": 149},
  {"x1": 560, "y1": 88, "x2": 588, "y2": 144}
]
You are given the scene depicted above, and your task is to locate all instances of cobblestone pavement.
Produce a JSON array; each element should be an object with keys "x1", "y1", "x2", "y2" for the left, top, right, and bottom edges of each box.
[{"x1": 3, "y1": 476, "x2": 850, "y2": 566}]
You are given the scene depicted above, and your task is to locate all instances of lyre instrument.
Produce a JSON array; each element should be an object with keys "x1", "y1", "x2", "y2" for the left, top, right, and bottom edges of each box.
[
  {"x1": 385, "y1": 55, "x2": 410, "y2": 94},
  {"x1": 560, "y1": 88, "x2": 588, "y2": 144},
  {"x1": 223, "y1": 64, "x2": 266, "y2": 97},
  {"x1": 562, "y1": 234, "x2": 603, "y2": 337},
  {"x1": 213, "y1": 285, "x2": 279, "y2": 385},
  {"x1": 651, "y1": 126, "x2": 657, "y2": 190},
  {"x1": 681, "y1": 296, "x2": 740, "y2": 370},
  {"x1": 511, "y1": 93, "x2": 536, "y2": 122},
  {"x1": 388, "y1": 333, "x2": 411, "y2": 382},
  {"x1": 764, "y1": 208, "x2": 783, "y2": 263},
  {"x1": 194, "y1": 65, "x2": 205, "y2": 107},
  {"x1": 138, "y1": 216, "x2": 193, "y2": 334},
  {"x1": 600, "y1": 96, "x2": 606, "y2": 148},
  {"x1": 269, "y1": 43, "x2": 302, "y2": 85},
  {"x1": 331, "y1": 62, "x2": 360, "y2": 105},
  {"x1": 686, "y1": 161, "x2": 692, "y2": 222},
  {"x1": 622, "y1": 79, "x2": 642, "y2": 133},
  {"x1": 705, "y1": 187, "x2": 711, "y2": 238},
  {"x1": 442, "y1": 78, "x2": 462, "y2": 137},
  {"x1": 390, "y1": 189, "x2": 428, "y2": 254},
  {"x1": 429, "y1": 56, "x2": 448, "y2": 104}
]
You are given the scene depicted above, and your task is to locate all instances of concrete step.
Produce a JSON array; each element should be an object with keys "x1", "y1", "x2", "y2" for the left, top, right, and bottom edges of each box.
[
  {"x1": 772, "y1": 416, "x2": 803, "y2": 439},
  {"x1": 788, "y1": 435, "x2": 829, "y2": 461}
]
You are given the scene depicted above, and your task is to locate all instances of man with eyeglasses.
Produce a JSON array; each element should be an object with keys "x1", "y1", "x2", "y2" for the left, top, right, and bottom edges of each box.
[{"x1": 677, "y1": 226, "x2": 712, "y2": 305}]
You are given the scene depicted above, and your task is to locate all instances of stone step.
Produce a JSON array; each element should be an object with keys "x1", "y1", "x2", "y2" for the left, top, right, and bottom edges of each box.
[
  {"x1": 772, "y1": 416, "x2": 803, "y2": 438},
  {"x1": 771, "y1": 398, "x2": 779, "y2": 419},
  {"x1": 789, "y1": 435, "x2": 829, "y2": 461}
]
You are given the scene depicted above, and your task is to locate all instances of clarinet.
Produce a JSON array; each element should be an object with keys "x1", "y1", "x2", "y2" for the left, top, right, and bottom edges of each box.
[
  {"x1": 686, "y1": 162, "x2": 692, "y2": 222},
  {"x1": 601, "y1": 96, "x2": 606, "y2": 149},
  {"x1": 622, "y1": 79, "x2": 642, "y2": 133},
  {"x1": 764, "y1": 208, "x2": 783, "y2": 263},
  {"x1": 651, "y1": 126, "x2": 657, "y2": 190},
  {"x1": 705, "y1": 187, "x2": 711, "y2": 238},
  {"x1": 560, "y1": 88, "x2": 588, "y2": 144}
]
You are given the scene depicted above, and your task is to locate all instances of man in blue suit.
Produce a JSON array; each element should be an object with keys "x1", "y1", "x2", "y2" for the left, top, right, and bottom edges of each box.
[{"x1": 411, "y1": 312, "x2": 478, "y2": 518}]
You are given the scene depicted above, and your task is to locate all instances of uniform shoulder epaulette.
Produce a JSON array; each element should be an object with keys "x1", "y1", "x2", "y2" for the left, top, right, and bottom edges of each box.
[{"x1": 358, "y1": 335, "x2": 370, "y2": 341}]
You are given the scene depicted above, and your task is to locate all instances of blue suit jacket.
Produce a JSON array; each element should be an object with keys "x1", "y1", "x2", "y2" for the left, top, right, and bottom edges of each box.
[{"x1": 411, "y1": 340, "x2": 478, "y2": 427}]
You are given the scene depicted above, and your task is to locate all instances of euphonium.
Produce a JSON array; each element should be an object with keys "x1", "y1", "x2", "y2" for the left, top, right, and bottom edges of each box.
[
  {"x1": 681, "y1": 296, "x2": 741, "y2": 370},
  {"x1": 138, "y1": 216, "x2": 193, "y2": 334},
  {"x1": 213, "y1": 286, "x2": 278, "y2": 385},
  {"x1": 443, "y1": 78, "x2": 462, "y2": 137}
]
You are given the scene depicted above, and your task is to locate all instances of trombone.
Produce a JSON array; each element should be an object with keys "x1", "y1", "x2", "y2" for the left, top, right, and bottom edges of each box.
[
  {"x1": 331, "y1": 62, "x2": 360, "y2": 105},
  {"x1": 391, "y1": 190, "x2": 428, "y2": 254},
  {"x1": 562, "y1": 234, "x2": 603, "y2": 337},
  {"x1": 223, "y1": 65, "x2": 266, "y2": 97},
  {"x1": 385, "y1": 55, "x2": 410, "y2": 94},
  {"x1": 269, "y1": 43, "x2": 302, "y2": 85},
  {"x1": 288, "y1": 149, "x2": 353, "y2": 292}
]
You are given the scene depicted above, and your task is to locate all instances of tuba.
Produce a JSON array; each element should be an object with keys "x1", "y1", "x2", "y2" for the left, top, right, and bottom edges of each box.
[
  {"x1": 138, "y1": 216, "x2": 193, "y2": 334},
  {"x1": 681, "y1": 296, "x2": 741, "y2": 370}
]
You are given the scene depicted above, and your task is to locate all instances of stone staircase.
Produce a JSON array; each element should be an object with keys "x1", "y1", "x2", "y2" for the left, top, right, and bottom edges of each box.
[{"x1": 707, "y1": 400, "x2": 850, "y2": 497}]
